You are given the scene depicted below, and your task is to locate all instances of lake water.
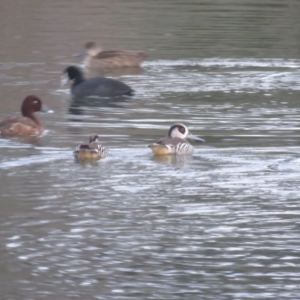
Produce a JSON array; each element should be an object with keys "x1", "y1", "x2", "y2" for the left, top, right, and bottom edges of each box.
[{"x1": 1, "y1": 1, "x2": 300, "y2": 299}]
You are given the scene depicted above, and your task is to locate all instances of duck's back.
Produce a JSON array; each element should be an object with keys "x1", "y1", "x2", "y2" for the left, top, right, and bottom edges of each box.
[
  {"x1": 72, "y1": 76, "x2": 133, "y2": 97},
  {"x1": 0, "y1": 116, "x2": 39, "y2": 137},
  {"x1": 86, "y1": 50, "x2": 147, "y2": 68}
]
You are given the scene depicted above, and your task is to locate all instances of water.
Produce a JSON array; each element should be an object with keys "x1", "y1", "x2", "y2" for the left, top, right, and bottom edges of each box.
[{"x1": 1, "y1": 0, "x2": 300, "y2": 299}]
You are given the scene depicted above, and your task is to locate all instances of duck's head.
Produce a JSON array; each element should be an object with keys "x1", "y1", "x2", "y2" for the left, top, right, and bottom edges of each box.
[
  {"x1": 168, "y1": 123, "x2": 205, "y2": 142},
  {"x1": 89, "y1": 135, "x2": 100, "y2": 143},
  {"x1": 85, "y1": 41, "x2": 103, "y2": 56},
  {"x1": 21, "y1": 95, "x2": 53, "y2": 116},
  {"x1": 75, "y1": 41, "x2": 103, "y2": 58}
]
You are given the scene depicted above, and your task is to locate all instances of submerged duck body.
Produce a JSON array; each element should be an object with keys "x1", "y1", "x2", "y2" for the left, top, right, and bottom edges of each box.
[
  {"x1": 79, "y1": 41, "x2": 147, "y2": 68},
  {"x1": 74, "y1": 135, "x2": 108, "y2": 161},
  {"x1": 63, "y1": 66, "x2": 134, "y2": 98},
  {"x1": 0, "y1": 95, "x2": 52, "y2": 137},
  {"x1": 148, "y1": 123, "x2": 205, "y2": 155}
]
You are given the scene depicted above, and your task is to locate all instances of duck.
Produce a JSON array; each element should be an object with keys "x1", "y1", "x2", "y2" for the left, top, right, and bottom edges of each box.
[
  {"x1": 0, "y1": 95, "x2": 52, "y2": 137},
  {"x1": 148, "y1": 123, "x2": 205, "y2": 155},
  {"x1": 63, "y1": 66, "x2": 134, "y2": 98},
  {"x1": 74, "y1": 135, "x2": 108, "y2": 160},
  {"x1": 77, "y1": 41, "x2": 147, "y2": 68}
]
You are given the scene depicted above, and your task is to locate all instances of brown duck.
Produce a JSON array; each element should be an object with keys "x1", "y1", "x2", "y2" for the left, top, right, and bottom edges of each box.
[
  {"x1": 0, "y1": 95, "x2": 52, "y2": 137},
  {"x1": 74, "y1": 135, "x2": 108, "y2": 161},
  {"x1": 77, "y1": 41, "x2": 147, "y2": 68}
]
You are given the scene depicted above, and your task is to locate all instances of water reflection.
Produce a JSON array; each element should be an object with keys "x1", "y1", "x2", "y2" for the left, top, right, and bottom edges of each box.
[
  {"x1": 151, "y1": 153, "x2": 193, "y2": 166},
  {"x1": 84, "y1": 64, "x2": 146, "y2": 77},
  {"x1": 1, "y1": 0, "x2": 300, "y2": 299},
  {"x1": 74, "y1": 158, "x2": 101, "y2": 167},
  {"x1": 68, "y1": 95, "x2": 130, "y2": 117}
]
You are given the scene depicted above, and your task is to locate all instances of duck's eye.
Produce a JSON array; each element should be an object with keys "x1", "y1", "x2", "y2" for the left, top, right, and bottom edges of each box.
[{"x1": 179, "y1": 126, "x2": 185, "y2": 134}]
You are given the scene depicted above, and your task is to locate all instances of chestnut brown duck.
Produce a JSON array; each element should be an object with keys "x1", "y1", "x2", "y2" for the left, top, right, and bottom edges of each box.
[
  {"x1": 0, "y1": 95, "x2": 52, "y2": 138},
  {"x1": 77, "y1": 41, "x2": 147, "y2": 68}
]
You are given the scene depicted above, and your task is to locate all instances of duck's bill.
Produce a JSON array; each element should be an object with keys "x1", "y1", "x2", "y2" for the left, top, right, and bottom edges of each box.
[
  {"x1": 74, "y1": 51, "x2": 86, "y2": 57},
  {"x1": 40, "y1": 105, "x2": 54, "y2": 113},
  {"x1": 60, "y1": 74, "x2": 69, "y2": 87},
  {"x1": 187, "y1": 133, "x2": 205, "y2": 143}
]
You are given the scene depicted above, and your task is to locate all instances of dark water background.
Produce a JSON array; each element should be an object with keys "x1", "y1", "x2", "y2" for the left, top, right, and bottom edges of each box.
[{"x1": 1, "y1": 1, "x2": 300, "y2": 299}]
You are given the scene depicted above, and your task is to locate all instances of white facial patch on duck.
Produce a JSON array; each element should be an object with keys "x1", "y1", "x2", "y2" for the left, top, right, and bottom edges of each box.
[{"x1": 171, "y1": 126, "x2": 184, "y2": 139}]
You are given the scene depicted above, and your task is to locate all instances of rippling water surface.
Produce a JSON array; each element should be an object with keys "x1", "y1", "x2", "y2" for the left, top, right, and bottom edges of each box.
[{"x1": 1, "y1": 1, "x2": 300, "y2": 299}]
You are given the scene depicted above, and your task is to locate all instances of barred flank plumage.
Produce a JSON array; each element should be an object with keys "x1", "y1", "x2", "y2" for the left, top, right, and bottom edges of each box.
[
  {"x1": 175, "y1": 143, "x2": 194, "y2": 155},
  {"x1": 148, "y1": 141, "x2": 194, "y2": 155},
  {"x1": 97, "y1": 145, "x2": 108, "y2": 158}
]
